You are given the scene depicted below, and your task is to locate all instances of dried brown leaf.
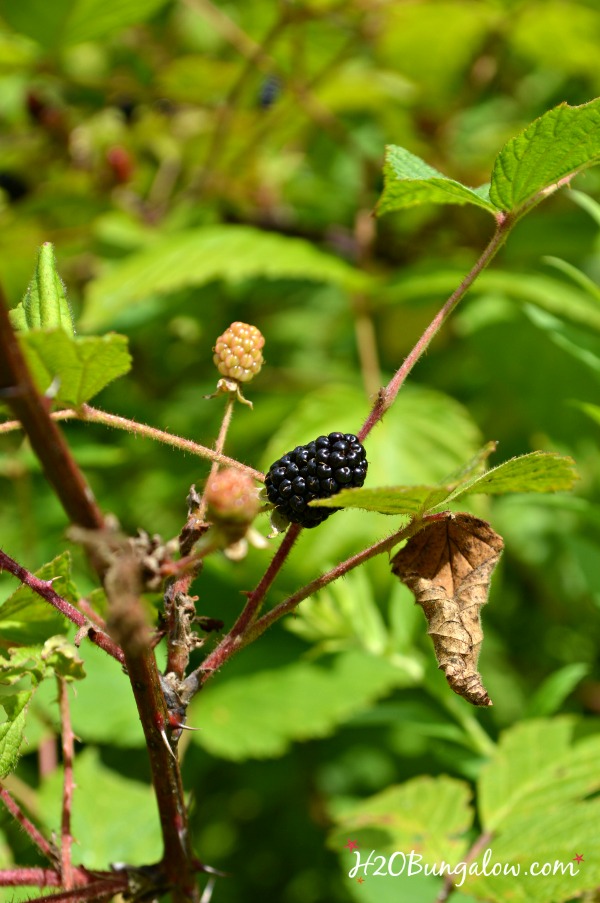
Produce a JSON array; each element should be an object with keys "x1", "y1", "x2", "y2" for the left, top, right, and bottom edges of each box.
[{"x1": 391, "y1": 513, "x2": 504, "y2": 707}]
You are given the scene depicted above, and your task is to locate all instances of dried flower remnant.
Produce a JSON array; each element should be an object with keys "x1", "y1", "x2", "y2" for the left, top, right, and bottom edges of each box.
[{"x1": 391, "y1": 513, "x2": 504, "y2": 707}]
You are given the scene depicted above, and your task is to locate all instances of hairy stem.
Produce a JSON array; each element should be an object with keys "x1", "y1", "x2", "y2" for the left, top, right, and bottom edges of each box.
[
  {"x1": 0, "y1": 786, "x2": 57, "y2": 863},
  {"x1": 57, "y1": 678, "x2": 75, "y2": 890},
  {"x1": 358, "y1": 215, "x2": 513, "y2": 442},
  {"x1": 0, "y1": 548, "x2": 124, "y2": 664},
  {"x1": 0, "y1": 405, "x2": 264, "y2": 480}
]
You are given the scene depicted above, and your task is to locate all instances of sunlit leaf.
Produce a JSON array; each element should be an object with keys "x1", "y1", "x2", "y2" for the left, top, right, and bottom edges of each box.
[
  {"x1": 20, "y1": 329, "x2": 131, "y2": 406},
  {"x1": 82, "y1": 226, "x2": 370, "y2": 330},
  {"x1": 490, "y1": 98, "x2": 600, "y2": 212},
  {"x1": 9, "y1": 242, "x2": 74, "y2": 334},
  {"x1": 0, "y1": 692, "x2": 31, "y2": 778},
  {"x1": 190, "y1": 650, "x2": 405, "y2": 760},
  {"x1": 378, "y1": 146, "x2": 496, "y2": 216}
]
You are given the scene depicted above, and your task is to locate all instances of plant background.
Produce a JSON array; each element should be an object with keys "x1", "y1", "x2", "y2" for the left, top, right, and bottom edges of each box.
[{"x1": 1, "y1": 1, "x2": 600, "y2": 902}]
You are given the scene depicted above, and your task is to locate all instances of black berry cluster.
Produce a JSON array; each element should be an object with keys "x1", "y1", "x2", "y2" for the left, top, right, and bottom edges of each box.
[{"x1": 265, "y1": 432, "x2": 368, "y2": 528}]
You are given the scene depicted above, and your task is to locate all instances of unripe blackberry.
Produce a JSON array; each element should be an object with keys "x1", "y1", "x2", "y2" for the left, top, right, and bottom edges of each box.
[
  {"x1": 265, "y1": 432, "x2": 368, "y2": 528},
  {"x1": 213, "y1": 322, "x2": 264, "y2": 383},
  {"x1": 206, "y1": 468, "x2": 260, "y2": 541}
]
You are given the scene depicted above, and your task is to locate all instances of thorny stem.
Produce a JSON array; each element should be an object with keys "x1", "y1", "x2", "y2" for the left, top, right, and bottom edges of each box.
[
  {"x1": 105, "y1": 550, "x2": 198, "y2": 903},
  {"x1": 358, "y1": 214, "x2": 513, "y2": 443},
  {"x1": 0, "y1": 785, "x2": 57, "y2": 863},
  {"x1": 57, "y1": 678, "x2": 75, "y2": 891},
  {"x1": 0, "y1": 876, "x2": 130, "y2": 901},
  {"x1": 0, "y1": 548, "x2": 124, "y2": 664},
  {"x1": 0, "y1": 404, "x2": 264, "y2": 481}
]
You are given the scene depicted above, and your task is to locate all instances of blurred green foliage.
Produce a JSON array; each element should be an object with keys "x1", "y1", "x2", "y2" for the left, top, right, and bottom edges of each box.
[{"x1": 1, "y1": 1, "x2": 600, "y2": 901}]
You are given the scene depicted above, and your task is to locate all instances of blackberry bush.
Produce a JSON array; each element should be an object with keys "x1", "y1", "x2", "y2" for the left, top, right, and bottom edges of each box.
[{"x1": 265, "y1": 432, "x2": 368, "y2": 528}]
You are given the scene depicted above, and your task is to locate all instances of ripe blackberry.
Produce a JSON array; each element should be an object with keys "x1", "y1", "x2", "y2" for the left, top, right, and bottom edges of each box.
[{"x1": 265, "y1": 432, "x2": 368, "y2": 528}]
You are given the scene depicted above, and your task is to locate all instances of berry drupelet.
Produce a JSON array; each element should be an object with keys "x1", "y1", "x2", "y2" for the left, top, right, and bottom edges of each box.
[{"x1": 265, "y1": 432, "x2": 368, "y2": 528}]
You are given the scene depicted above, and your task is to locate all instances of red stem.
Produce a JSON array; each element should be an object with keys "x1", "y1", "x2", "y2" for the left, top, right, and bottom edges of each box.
[
  {"x1": 198, "y1": 518, "x2": 431, "y2": 684},
  {"x1": 0, "y1": 786, "x2": 57, "y2": 863},
  {"x1": 0, "y1": 548, "x2": 124, "y2": 664},
  {"x1": 0, "y1": 875, "x2": 129, "y2": 901},
  {"x1": 358, "y1": 215, "x2": 511, "y2": 442},
  {"x1": 57, "y1": 678, "x2": 75, "y2": 890},
  {"x1": 186, "y1": 523, "x2": 301, "y2": 691}
]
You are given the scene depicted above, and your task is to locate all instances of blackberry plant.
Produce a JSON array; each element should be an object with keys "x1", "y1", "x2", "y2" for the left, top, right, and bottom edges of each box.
[{"x1": 0, "y1": 96, "x2": 599, "y2": 903}]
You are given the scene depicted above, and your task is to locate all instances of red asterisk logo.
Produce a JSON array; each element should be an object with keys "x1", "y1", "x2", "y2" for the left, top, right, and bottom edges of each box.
[{"x1": 345, "y1": 839, "x2": 359, "y2": 852}]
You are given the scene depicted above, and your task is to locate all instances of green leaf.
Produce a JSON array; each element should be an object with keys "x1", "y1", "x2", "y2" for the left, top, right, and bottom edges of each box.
[
  {"x1": 0, "y1": 646, "x2": 50, "y2": 688},
  {"x1": 455, "y1": 451, "x2": 579, "y2": 499},
  {"x1": 0, "y1": 691, "x2": 31, "y2": 778},
  {"x1": 0, "y1": 0, "x2": 170, "y2": 49},
  {"x1": 190, "y1": 650, "x2": 405, "y2": 760},
  {"x1": 81, "y1": 225, "x2": 371, "y2": 330},
  {"x1": 9, "y1": 243, "x2": 74, "y2": 334},
  {"x1": 65, "y1": 642, "x2": 144, "y2": 747},
  {"x1": 524, "y1": 304, "x2": 600, "y2": 375},
  {"x1": 0, "y1": 639, "x2": 84, "y2": 691},
  {"x1": 313, "y1": 451, "x2": 577, "y2": 516},
  {"x1": 284, "y1": 569, "x2": 424, "y2": 681},
  {"x1": 524, "y1": 664, "x2": 588, "y2": 718},
  {"x1": 490, "y1": 98, "x2": 600, "y2": 213},
  {"x1": 0, "y1": 552, "x2": 76, "y2": 645},
  {"x1": 574, "y1": 401, "x2": 600, "y2": 427},
  {"x1": 312, "y1": 442, "x2": 496, "y2": 515},
  {"x1": 383, "y1": 267, "x2": 600, "y2": 332},
  {"x1": 328, "y1": 776, "x2": 473, "y2": 864},
  {"x1": 377, "y1": 146, "x2": 497, "y2": 216},
  {"x1": 39, "y1": 747, "x2": 161, "y2": 866},
  {"x1": 466, "y1": 718, "x2": 600, "y2": 902},
  {"x1": 19, "y1": 330, "x2": 132, "y2": 406},
  {"x1": 478, "y1": 718, "x2": 600, "y2": 831},
  {"x1": 40, "y1": 637, "x2": 86, "y2": 682},
  {"x1": 311, "y1": 484, "x2": 435, "y2": 515}
]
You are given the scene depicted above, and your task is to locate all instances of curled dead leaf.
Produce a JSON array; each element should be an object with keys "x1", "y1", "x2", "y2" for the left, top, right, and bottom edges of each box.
[{"x1": 391, "y1": 513, "x2": 504, "y2": 707}]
